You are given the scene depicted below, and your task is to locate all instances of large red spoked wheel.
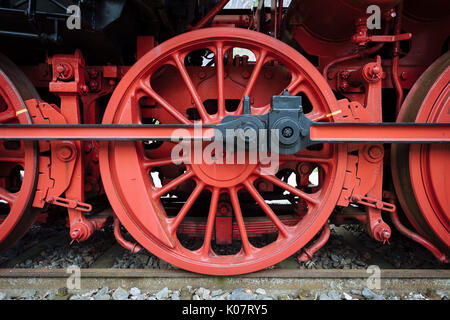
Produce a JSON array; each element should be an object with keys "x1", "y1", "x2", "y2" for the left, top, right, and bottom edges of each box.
[
  {"x1": 100, "y1": 28, "x2": 347, "y2": 275},
  {"x1": 392, "y1": 52, "x2": 450, "y2": 255},
  {"x1": 0, "y1": 53, "x2": 39, "y2": 251}
]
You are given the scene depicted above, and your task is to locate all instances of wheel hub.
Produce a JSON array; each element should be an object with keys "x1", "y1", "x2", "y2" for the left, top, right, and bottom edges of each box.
[{"x1": 189, "y1": 151, "x2": 257, "y2": 188}]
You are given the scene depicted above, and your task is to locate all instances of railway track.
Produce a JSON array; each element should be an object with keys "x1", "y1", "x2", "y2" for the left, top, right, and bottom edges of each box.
[
  {"x1": 0, "y1": 269, "x2": 450, "y2": 295},
  {"x1": 0, "y1": 223, "x2": 448, "y2": 300}
]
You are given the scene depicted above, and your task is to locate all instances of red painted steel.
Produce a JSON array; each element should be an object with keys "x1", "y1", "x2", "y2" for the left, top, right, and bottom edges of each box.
[
  {"x1": 389, "y1": 200, "x2": 448, "y2": 263},
  {"x1": 113, "y1": 215, "x2": 142, "y2": 253},
  {"x1": 0, "y1": 125, "x2": 215, "y2": 141},
  {"x1": 297, "y1": 223, "x2": 331, "y2": 262},
  {"x1": 100, "y1": 28, "x2": 347, "y2": 275},
  {"x1": 392, "y1": 52, "x2": 450, "y2": 257},
  {"x1": 0, "y1": 0, "x2": 449, "y2": 273},
  {"x1": 0, "y1": 55, "x2": 39, "y2": 251},
  {"x1": 309, "y1": 124, "x2": 450, "y2": 142}
]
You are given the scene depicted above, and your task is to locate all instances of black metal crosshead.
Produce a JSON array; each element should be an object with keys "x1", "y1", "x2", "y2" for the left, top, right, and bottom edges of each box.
[{"x1": 0, "y1": 92, "x2": 449, "y2": 155}]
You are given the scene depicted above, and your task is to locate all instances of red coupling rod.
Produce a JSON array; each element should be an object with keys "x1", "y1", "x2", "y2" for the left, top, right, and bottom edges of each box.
[
  {"x1": 113, "y1": 215, "x2": 143, "y2": 254},
  {"x1": 297, "y1": 223, "x2": 331, "y2": 262}
]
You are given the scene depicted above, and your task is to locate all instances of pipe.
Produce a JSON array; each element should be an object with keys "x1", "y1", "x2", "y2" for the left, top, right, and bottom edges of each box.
[
  {"x1": 277, "y1": 0, "x2": 284, "y2": 39},
  {"x1": 113, "y1": 215, "x2": 143, "y2": 254},
  {"x1": 297, "y1": 223, "x2": 331, "y2": 262},
  {"x1": 189, "y1": 0, "x2": 230, "y2": 30},
  {"x1": 391, "y1": 2, "x2": 404, "y2": 115},
  {"x1": 322, "y1": 17, "x2": 392, "y2": 79},
  {"x1": 322, "y1": 42, "x2": 387, "y2": 79},
  {"x1": 0, "y1": 7, "x2": 70, "y2": 18},
  {"x1": 389, "y1": 207, "x2": 448, "y2": 263},
  {"x1": 0, "y1": 30, "x2": 40, "y2": 39}
]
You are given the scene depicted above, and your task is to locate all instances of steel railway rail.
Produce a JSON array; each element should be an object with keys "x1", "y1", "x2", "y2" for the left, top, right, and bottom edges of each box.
[{"x1": 0, "y1": 268, "x2": 448, "y2": 300}]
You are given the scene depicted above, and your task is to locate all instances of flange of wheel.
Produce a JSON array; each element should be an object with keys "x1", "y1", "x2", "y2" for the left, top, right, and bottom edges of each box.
[
  {"x1": 100, "y1": 28, "x2": 347, "y2": 275},
  {"x1": 391, "y1": 51, "x2": 450, "y2": 254},
  {"x1": 0, "y1": 53, "x2": 39, "y2": 252}
]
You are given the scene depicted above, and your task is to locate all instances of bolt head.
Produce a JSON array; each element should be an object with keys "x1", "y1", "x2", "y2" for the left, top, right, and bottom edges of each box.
[
  {"x1": 258, "y1": 181, "x2": 269, "y2": 191},
  {"x1": 368, "y1": 145, "x2": 383, "y2": 160},
  {"x1": 56, "y1": 65, "x2": 65, "y2": 73},
  {"x1": 56, "y1": 142, "x2": 76, "y2": 162},
  {"x1": 340, "y1": 71, "x2": 350, "y2": 79},
  {"x1": 89, "y1": 80, "x2": 99, "y2": 90},
  {"x1": 88, "y1": 70, "x2": 98, "y2": 78},
  {"x1": 298, "y1": 163, "x2": 312, "y2": 175},
  {"x1": 282, "y1": 126, "x2": 294, "y2": 138},
  {"x1": 371, "y1": 65, "x2": 381, "y2": 75},
  {"x1": 70, "y1": 228, "x2": 81, "y2": 239},
  {"x1": 59, "y1": 146, "x2": 72, "y2": 159}
]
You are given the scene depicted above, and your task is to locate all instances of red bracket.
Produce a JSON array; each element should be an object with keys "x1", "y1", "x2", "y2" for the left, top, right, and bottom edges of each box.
[
  {"x1": 352, "y1": 17, "x2": 412, "y2": 46},
  {"x1": 352, "y1": 195, "x2": 396, "y2": 213},
  {"x1": 46, "y1": 196, "x2": 92, "y2": 213}
]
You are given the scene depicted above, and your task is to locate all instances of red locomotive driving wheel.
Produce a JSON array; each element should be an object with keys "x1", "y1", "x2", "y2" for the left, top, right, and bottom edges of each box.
[
  {"x1": 0, "y1": 54, "x2": 39, "y2": 251},
  {"x1": 100, "y1": 28, "x2": 347, "y2": 275},
  {"x1": 392, "y1": 52, "x2": 450, "y2": 255}
]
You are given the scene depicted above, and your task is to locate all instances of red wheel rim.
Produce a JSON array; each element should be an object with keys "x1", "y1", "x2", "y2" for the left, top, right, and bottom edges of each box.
[
  {"x1": 409, "y1": 66, "x2": 450, "y2": 248},
  {"x1": 392, "y1": 52, "x2": 450, "y2": 252},
  {"x1": 100, "y1": 28, "x2": 346, "y2": 275},
  {"x1": 0, "y1": 68, "x2": 38, "y2": 248}
]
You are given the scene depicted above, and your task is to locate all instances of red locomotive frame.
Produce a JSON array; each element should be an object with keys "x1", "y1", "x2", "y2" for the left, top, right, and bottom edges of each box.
[{"x1": 0, "y1": 0, "x2": 448, "y2": 274}]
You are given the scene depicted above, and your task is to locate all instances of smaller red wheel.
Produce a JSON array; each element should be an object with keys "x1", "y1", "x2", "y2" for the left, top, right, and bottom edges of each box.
[
  {"x1": 392, "y1": 52, "x2": 450, "y2": 255},
  {"x1": 0, "y1": 53, "x2": 39, "y2": 252}
]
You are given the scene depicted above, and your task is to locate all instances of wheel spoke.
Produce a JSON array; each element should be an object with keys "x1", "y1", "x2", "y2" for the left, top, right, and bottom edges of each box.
[
  {"x1": 169, "y1": 181, "x2": 205, "y2": 234},
  {"x1": 286, "y1": 74, "x2": 304, "y2": 94},
  {"x1": 294, "y1": 85, "x2": 324, "y2": 115},
  {"x1": 0, "y1": 187, "x2": 17, "y2": 204},
  {"x1": 256, "y1": 170, "x2": 319, "y2": 205},
  {"x1": 152, "y1": 170, "x2": 194, "y2": 199},
  {"x1": 140, "y1": 82, "x2": 191, "y2": 124},
  {"x1": 0, "y1": 110, "x2": 16, "y2": 123},
  {"x1": 172, "y1": 53, "x2": 210, "y2": 122},
  {"x1": 229, "y1": 187, "x2": 253, "y2": 255},
  {"x1": 201, "y1": 187, "x2": 220, "y2": 256},
  {"x1": 143, "y1": 157, "x2": 187, "y2": 169},
  {"x1": 243, "y1": 180, "x2": 288, "y2": 237},
  {"x1": 216, "y1": 42, "x2": 225, "y2": 118},
  {"x1": 247, "y1": 71, "x2": 303, "y2": 116},
  {"x1": 236, "y1": 49, "x2": 268, "y2": 114}
]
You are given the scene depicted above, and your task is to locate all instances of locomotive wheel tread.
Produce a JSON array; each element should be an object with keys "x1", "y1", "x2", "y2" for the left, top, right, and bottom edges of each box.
[
  {"x1": 0, "y1": 53, "x2": 40, "y2": 252},
  {"x1": 391, "y1": 51, "x2": 450, "y2": 253}
]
